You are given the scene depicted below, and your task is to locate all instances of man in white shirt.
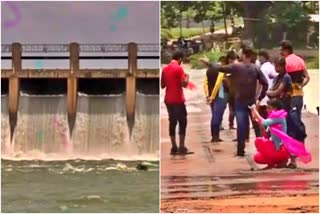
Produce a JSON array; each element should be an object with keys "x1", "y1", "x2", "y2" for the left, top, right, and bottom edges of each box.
[{"x1": 257, "y1": 50, "x2": 278, "y2": 118}]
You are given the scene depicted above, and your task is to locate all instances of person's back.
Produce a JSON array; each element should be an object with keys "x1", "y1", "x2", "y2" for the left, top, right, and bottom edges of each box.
[
  {"x1": 263, "y1": 110, "x2": 287, "y2": 150},
  {"x1": 229, "y1": 63, "x2": 264, "y2": 105},
  {"x1": 162, "y1": 60, "x2": 185, "y2": 104},
  {"x1": 206, "y1": 64, "x2": 220, "y2": 96}
]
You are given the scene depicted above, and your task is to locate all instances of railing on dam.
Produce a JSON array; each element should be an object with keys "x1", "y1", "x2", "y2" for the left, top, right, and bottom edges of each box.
[
  {"x1": 1, "y1": 43, "x2": 159, "y2": 78},
  {"x1": 1, "y1": 42, "x2": 160, "y2": 139}
]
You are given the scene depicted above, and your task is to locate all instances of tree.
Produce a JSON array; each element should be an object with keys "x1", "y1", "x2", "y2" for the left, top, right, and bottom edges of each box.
[
  {"x1": 161, "y1": 1, "x2": 192, "y2": 36},
  {"x1": 192, "y1": 1, "x2": 223, "y2": 34},
  {"x1": 266, "y1": 2, "x2": 311, "y2": 46},
  {"x1": 183, "y1": 8, "x2": 195, "y2": 28},
  {"x1": 161, "y1": 1, "x2": 179, "y2": 29},
  {"x1": 225, "y1": 2, "x2": 272, "y2": 43}
]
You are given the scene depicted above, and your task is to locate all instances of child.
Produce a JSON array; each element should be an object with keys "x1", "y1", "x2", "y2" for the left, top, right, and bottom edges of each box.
[{"x1": 249, "y1": 99, "x2": 290, "y2": 168}]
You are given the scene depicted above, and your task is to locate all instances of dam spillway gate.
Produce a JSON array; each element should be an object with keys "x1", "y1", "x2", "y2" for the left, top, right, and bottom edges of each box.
[{"x1": 1, "y1": 42, "x2": 159, "y2": 158}]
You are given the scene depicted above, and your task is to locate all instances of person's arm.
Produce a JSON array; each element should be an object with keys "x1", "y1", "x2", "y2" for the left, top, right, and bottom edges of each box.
[
  {"x1": 249, "y1": 105, "x2": 264, "y2": 124},
  {"x1": 179, "y1": 67, "x2": 189, "y2": 88},
  {"x1": 261, "y1": 118, "x2": 284, "y2": 128},
  {"x1": 204, "y1": 75, "x2": 209, "y2": 98},
  {"x1": 217, "y1": 64, "x2": 234, "y2": 74},
  {"x1": 199, "y1": 57, "x2": 210, "y2": 67},
  {"x1": 268, "y1": 65, "x2": 278, "y2": 79},
  {"x1": 209, "y1": 72, "x2": 225, "y2": 102},
  {"x1": 257, "y1": 68, "x2": 268, "y2": 101},
  {"x1": 161, "y1": 70, "x2": 166, "y2": 89},
  {"x1": 301, "y1": 68, "x2": 310, "y2": 88},
  {"x1": 267, "y1": 81, "x2": 286, "y2": 97}
]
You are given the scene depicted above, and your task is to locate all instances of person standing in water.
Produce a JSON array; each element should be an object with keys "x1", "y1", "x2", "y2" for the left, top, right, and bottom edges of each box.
[
  {"x1": 268, "y1": 57, "x2": 307, "y2": 169},
  {"x1": 258, "y1": 50, "x2": 278, "y2": 119},
  {"x1": 161, "y1": 51, "x2": 193, "y2": 155},
  {"x1": 202, "y1": 56, "x2": 228, "y2": 142},
  {"x1": 210, "y1": 48, "x2": 268, "y2": 156},
  {"x1": 280, "y1": 40, "x2": 310, "y2": 119},
  {"x1": 225, "y1": 51, "x2": 239, "y2": 130}
]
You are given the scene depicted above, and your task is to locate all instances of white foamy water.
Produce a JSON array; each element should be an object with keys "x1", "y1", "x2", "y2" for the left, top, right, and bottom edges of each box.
[
  {"x1": 1, "y1": 95, "x2": 11, "y2": 154},
  {"x1": 9, "y1": 95, "x2": 70, "y2": 157},
  {"x1": 2, "y1": 93, "x2": 159, "y2": 161}
]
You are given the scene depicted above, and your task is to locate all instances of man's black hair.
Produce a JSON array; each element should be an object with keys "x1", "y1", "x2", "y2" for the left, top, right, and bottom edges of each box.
[
  {"x1": 280, "y1": 40, "x2": 293, "y2": 54},
  {"x1": 250, "y1": 50, "x2": 257, "y2": 63},
  {"x1": 172, "y1": 50, "x2": 184, "y2": 60},
  {"x1": 258, "y1": 50, "x2": 270, "y2": 61},
  {"x1": 226, "y1": 51, "x2": 237, "y2": 62},
  {"x1": 242, "y1": 47, "x2": 254, "y2": 59},
  {"x1": 218, "y1": 56, "x2": 227, "y2": 64},
  {"x1": 275, "y1": 57, "x2": 286, "y2": 68}
]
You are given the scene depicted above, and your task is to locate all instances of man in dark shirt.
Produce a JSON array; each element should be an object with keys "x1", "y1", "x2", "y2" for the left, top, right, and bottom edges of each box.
[
  {"x1": 225, "y1": 51, "x2": 239, "y2": 129},
  {"x1": 217, "y1": 48, "x2": 268, "y2": 156},
  {"x1": 161, "y1": 51, "x2": 193, "y2": 155}
]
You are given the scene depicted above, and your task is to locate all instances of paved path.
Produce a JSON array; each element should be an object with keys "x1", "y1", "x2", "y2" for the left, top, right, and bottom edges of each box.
[{"x1": 160, "y1": 67, "x2": 319, "y2": 212}]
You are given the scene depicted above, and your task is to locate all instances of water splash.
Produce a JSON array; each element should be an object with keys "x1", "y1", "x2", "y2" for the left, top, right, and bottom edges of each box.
[{"x1": 2, "y1": 93, "x2": 159, "y2": 161}]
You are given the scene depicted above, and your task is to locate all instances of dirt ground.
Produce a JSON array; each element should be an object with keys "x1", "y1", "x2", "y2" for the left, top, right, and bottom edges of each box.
[{"x1": 161, "y1": 194, "x2": 319, "y2": 213}]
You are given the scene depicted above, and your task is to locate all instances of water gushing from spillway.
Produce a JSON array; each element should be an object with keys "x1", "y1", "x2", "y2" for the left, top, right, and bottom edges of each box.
[
  {"x1": 1, "y1": 93, "x2": 159, "y2": 160},
  {"x1": 1, "y1": 95, "x2": 10, "y2": 154}
]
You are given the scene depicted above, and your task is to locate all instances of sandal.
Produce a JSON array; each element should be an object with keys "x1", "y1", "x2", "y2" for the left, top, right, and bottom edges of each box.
[
  {"x1": 287, "y1": 162, "x2": 297, "y2": 169},
  {"x1": 170, "y1": 147, "x2": 178, "y2": 155},
  {"x1": 178, "y1": 147, "x2": 194, "y2": 155}
]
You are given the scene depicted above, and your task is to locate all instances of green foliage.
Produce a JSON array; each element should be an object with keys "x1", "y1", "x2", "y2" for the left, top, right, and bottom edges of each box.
[
  {"x1": 161, "y1": 1, "x2": 180, "y2": 28},
  {"x1": 161, "y1": 1, "x2": 225, "y2": 29},
  {"x1": 267, "y1": 2, "x2": 310, "y2": 29},
  {"x1": 189, "y1": 44, "x2": 226, "y2": 69},
  {"x1": 306, "y1": 56, "x2": 319, "y2": 69},
  {"x1": 161, "y1": 28, "x2": 174, "y2": 41},
  {"x1": 161, "y1": 1, "x2": 317, "y2": 48},
  {"x1": 164, "y1": 27, "x2": 210, "y2": 40}
]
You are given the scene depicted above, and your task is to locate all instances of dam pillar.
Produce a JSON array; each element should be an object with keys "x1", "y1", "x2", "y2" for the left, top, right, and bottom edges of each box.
[
  {"x1": 126, "y1": 42, "x2": 137, "y2": 137},
  {"x1": 67, "y1": 42, "x2": 79, "y2": 135},
  {"x1": 8, "y1": 43, "x2": 22, "y2": 141}
]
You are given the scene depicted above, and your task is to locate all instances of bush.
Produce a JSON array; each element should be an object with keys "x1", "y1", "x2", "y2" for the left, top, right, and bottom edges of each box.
[
  {"x1": 306, "y1": 57, "x2": 319, "y2": 69},
  {"x1": 189, "y1": 50, "x2": 222, "y2": 69},
  {"x1": 188, "y1": 43, "x2": 227, "y2": 69}
]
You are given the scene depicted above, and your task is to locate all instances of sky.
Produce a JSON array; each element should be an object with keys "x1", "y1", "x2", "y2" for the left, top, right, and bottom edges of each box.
[{"x1": 1, "y1": 1, "x2": 160, "y2": 69}]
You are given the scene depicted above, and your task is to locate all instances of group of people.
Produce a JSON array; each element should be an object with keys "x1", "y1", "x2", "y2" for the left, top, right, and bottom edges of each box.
[{"x1": 161, "y1": 40, "x2": 311, "y2": 169}]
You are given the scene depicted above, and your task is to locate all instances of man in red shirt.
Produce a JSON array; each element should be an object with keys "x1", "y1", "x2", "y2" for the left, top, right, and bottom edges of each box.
[{"x1": 161, "y1": 51, "x2": 193, "y2": 155}]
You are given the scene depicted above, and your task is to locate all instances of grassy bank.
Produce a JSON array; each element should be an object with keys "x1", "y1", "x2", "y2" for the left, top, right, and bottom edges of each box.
[
  {"x1": 306, "y1": 56, "x2": 319, "y2": 69},
  {"x1": 162, "y1": 18, "x2": 243, "y2": 40},
  {"x1": 165, "y1": 27, "x2": 210, "y2": 40}
]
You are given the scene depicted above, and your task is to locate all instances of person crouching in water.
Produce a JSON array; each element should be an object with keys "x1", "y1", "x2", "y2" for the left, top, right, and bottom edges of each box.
[
  {"x1": 267, "y1": 57, "x2": 307, "y2": 168},
  {"x1": 249, "y1": 99, "x2": 290, "y2": 168}
]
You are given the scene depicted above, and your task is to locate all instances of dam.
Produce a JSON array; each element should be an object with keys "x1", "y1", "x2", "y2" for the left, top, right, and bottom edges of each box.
[{"x1": 1, "y1": 42, "x2": 159, "y2": 160}]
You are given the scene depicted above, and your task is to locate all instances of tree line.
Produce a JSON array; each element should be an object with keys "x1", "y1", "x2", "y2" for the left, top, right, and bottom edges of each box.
[{"x1": 161, "y1": 1, "x2": 319, "y2": 48}]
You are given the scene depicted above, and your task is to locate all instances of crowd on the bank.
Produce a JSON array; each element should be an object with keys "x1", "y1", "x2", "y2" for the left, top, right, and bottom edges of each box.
[{"x1": 161, "y1": 40, "x2": 311, "y2": 169}]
